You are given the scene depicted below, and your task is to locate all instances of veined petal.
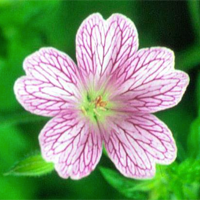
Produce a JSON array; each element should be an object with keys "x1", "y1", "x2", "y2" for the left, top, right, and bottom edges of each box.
[
  {"x1": 103, "y1": 114, "x2": 176, "y2": 179},
  {"x1": 39, "y1": 113, "x2": 102, "y2": 179},
  {"x1": 76, "y1": 13, "x2": 138, "y2": 86},
  {"x1": 112, "y1": 48, "x2": 189, "y2": 113},
  {"x1": 14, "y1": 48, "x2": 81, "y2": 117}
]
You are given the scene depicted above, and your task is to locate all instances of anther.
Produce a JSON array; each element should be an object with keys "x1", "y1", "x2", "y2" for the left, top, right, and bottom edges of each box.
[{"x1": 94, "y1": 96, "x2": 107, "y2": 109}]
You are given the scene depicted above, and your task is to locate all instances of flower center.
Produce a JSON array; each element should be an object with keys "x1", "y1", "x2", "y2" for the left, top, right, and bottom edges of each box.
[{"x1": 80, "y1": 91, "x2": 115, "y2": 124}]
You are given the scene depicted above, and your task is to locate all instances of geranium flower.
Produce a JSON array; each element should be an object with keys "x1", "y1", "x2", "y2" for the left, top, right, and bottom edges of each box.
[{"x1": 14, "y1": 13, "x2": 189, "y2": 179}]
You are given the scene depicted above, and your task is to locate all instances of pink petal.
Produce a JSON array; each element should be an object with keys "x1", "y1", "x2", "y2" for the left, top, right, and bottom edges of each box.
[
  {"x1": 14, "y1": 48, "x2": 81, "y2": 117},
  {"x1": 112, "y1": 48, "x2": 189, "y2": 113},
  {"x1": 103, "y1": 114, "x2": 177, "y2": 179},
  {"x1": 76, "y1": 13, "x2": 138, "y2": 87},
  {"x1": 39, "y1": 113, "x2": 102, "y2": 179}
]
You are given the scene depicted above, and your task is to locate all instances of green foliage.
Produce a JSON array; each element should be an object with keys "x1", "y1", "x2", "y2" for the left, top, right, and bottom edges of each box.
[
  {"x1": 0, "y1": 1, "x2": 61, "y2": 111},
  {"x1": 187, "y1": 0, "x2": 200, "y2": 43},
  {"x1": 100, "y1": 167, "x2": 148, "y2": 199},
  {"x1": 0, "y1": 0, "x2": 200, "y2": 199},
  {"x1": 0, "y1": 111, "x2": 47, "y2": 128},
  {"x1": 188, "y1": 117, "x2": 200, "y2": 158},
  {"x1": 197, "y1": 72, "x2": 200, "y2": 115},
  {"x1": 5, "y1": 153, "x2": 54, "y2": 177},
  {"x1": 0, "y1": 126, "x2": 37, "y2": 199},
  {"x1": 176, "y1": 44, "x2": 200, "y2": 71},
  {"x1": 187, "y1": 71, "x2": 200, "y2": 159},
  {"x1": 100, "y1": 160, "x2": 200, "y2": 200}
]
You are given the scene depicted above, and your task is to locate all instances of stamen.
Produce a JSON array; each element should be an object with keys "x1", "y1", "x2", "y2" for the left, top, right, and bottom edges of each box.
[
  {"x1": 93, "y1": 108, "x2": 101, "y2": 116},
  {"x1": 81, "y1": 106, "x2": 87, "y2": 115},
  {"x1": 99, "y1": 107, "x2": 107, "y2": 111}
]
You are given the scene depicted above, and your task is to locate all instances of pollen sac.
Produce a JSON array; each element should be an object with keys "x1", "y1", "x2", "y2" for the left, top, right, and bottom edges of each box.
[{"x1": 94, "y1": 96, "x2": 107, "y2": 109}]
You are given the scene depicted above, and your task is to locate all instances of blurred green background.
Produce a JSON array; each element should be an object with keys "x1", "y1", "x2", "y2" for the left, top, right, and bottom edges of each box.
[{"x1": 1, "y1": 0, "x2": 200, "y2": 199}]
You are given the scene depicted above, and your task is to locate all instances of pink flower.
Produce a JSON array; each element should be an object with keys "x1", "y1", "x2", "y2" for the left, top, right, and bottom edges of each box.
[{"x1": 14, "y1": 13, "x2": 189, "y2": 180}]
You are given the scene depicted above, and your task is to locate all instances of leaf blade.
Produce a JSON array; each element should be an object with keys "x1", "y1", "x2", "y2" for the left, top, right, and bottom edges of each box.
[{"x1": 5, "y1": 153, "x2": 54, "y2": 177}]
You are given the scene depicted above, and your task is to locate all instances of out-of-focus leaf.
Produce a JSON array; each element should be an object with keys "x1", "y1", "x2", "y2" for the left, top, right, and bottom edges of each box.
[
  {"x1": 0, "y1": 126, "x2": 29, "y2": 163},
  {"x1": 100, "y1": 160, "x2": 200, "y2": 200},
  {"x1": 197, "y1": 72, "x2": 200, "y2": 115},
  {"x1": 5, "y1": 154, "x2": 54, "y2": 177},
  {"x1": 0, "y1": 0, "x2": 12, "y2": 6},
  {"x1": 0, "y1": 126, "x2": 36, "y2": 199},
  {"x1": 0, "y1": 1, "x2": 62, "y2": 112},
  {"x1": 100, "y1": 167, "x2": 149, "y2": 199},
  {"x1": 135, "y1": 1, "x2": 193, "y2": 51},
  {"x1": 187, "y1": 0, "x2": 200, "y2": 43},
  {"x1": 0, "y1": 111, "x2": 47, "y2": 128},
  {"x1": 177, "y1": 159, "x2": 200, "y2": 183},
  {"x1": 0, "y1": 175, "x2": 32, "y2": 199},
  {"x1": 176, "y1": 44, "x2": 200, "y2": 71},
  {"x1": 187, "y1": 117, "x2": 200, "y2": 158}
]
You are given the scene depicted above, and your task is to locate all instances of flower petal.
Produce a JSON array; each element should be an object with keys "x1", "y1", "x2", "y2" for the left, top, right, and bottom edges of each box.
[
  {"x1": 14, "y1": 48, "x2": 81, "y2": 117},
  {"x1": 112, "y1": 48, "x2": 189, "y2": 113},
  {"x1": 39, "y1": 113, "x2": 102, "y2": 179},
  {"x1": 76, "y1": 13, "x2": 138, "y2": 86},
  {"x1": 103, "y1": 114, "x2": 176, "y2": 179}
]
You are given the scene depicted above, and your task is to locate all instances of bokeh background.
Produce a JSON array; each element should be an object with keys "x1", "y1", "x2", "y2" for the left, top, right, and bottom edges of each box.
[{"x1": 0, "y1": 0, "x2": 200, "y2": 199}]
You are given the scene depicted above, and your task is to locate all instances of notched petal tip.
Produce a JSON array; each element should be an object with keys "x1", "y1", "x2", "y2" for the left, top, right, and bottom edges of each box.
[
  {"x1": 76, "y1": 12, "x2": 104, "y2": 34},
  {"x1": 85, "y1": 12, "x2": 104, "y2": 19},
  {"x1": 76, "y1": 12, "x2": 139, "y2": 84},
  {"x1": 106, "y1": 13, "x2": 139, "y2": 48}
]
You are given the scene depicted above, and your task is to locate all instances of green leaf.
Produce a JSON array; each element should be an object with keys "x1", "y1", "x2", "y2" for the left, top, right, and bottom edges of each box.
[
  {"x1": 100, "y1": 167, "x2": 148, "y2": 199},
  {"x1": 100, "y1": 163, "x2": 200, "y2": 200},
  {"x1": 5, "y1": 153, "x2": 54, "y2": 177}
]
